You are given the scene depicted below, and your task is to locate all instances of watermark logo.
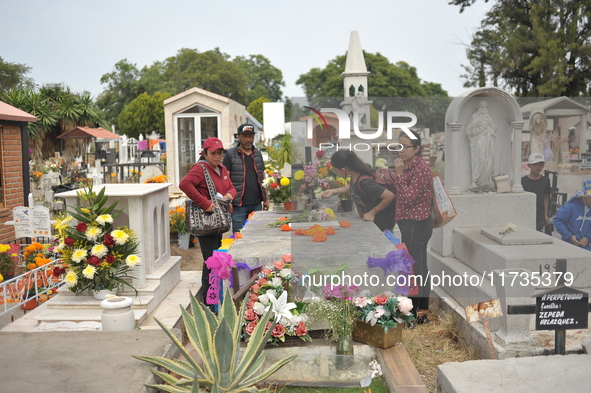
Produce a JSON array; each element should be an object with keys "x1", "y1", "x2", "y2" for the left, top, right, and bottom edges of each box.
[{"x1": 303, "y1": 106, "x2": 329, "y2": 130}]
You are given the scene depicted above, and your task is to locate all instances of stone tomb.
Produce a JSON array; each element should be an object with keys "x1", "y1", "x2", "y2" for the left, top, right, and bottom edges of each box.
[
  {"x1": 33, "y1": 184, "x2": 181, "y2": 327},
  {"x1": 429, "y1": 87, "x2": 591, "y2": 358}
]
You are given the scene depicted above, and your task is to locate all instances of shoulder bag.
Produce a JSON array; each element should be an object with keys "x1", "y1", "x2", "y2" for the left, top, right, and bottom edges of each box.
[{"x1": 185, "y1": 164, "x2": 232, "y2": 236}]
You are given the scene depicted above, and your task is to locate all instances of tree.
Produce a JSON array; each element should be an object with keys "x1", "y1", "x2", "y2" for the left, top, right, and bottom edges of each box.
[
  {"x1": 455, "y1": 0, "x2": 591, "y2": 96},
  {"x1": 0, "y1": 84, "x2": 108, "y2": 160},
  {"x1": 0, "y1": 57, "x2": 35, "y2": 91},
  {"x1": 233, "y1": 55, "x2": 285, "y2": 104},
  {"x1": 96, "y1": 59, "x2": 145, "y2": 131},
  {"x1": 246, "y1": 96, "x2": 270, "y2": 123},
  {"x1": 117, "y1": 92, "x2": 171, "y2": 139}
]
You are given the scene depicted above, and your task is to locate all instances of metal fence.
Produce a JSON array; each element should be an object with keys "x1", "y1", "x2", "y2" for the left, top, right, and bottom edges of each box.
[
  {"x1": 101, "y1": 162, "x2": 166, "y2": 184},
  {"x1": 0, "y1": 259, "x2": 62, "y2": 318}
]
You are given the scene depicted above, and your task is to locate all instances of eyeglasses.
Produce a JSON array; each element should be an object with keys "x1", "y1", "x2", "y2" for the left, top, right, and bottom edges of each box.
[{"x1": 400, "y1": 144, "x2": 417, "y2": 150}]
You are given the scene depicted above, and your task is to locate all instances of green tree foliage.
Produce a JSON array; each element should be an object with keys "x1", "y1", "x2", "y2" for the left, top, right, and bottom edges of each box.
[
  {"x1": 233, "y1": 54, "x2": 285, "y2": 103},
  {"x1": 96, "y1": 59, "x2": 144, "y2": 131},
  {"x1": 456, "y1": 0, "x2": 591, "y2": 96},
  {"x1": 0, "y1": 85, "x2": 108, "y2": 160},
  {"x1": 246, "y1": 96, "x2": 270, "y2": 123},
  {"x1": 0, "y1": 57, "x2": 35, "y2": 91},
  {"x1": 117, "y1": 92, "x2": 171, "y2": 139}
]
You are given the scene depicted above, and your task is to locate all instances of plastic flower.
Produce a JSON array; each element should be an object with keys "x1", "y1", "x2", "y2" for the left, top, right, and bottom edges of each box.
[
  {"x1": 85, "y1": 226, "x2": 102, "y2": 241},
  {"x1": 280, "y1": 177, "x2": 290, "y2": 186},
  {"x1": 258, "y1": 293, "x2": 270, "y2": 305},
  {"x1": 71, "y1": 249, "x2": 88, "y2": 263},
  {"x1": 96, "y1": 214, "x2": 114, "y2": 225},
  {"x1": 397, "y1": 297, "x2": 413, "y2": 316},
  {"x1": 91, "y1": 244, "x2": 108, "y2": 258},
  {"x1": 111, "y1": 230, "x2": 129, "y2": 245},
  {"x1": 125, "y1": 255, "x2": 141, "y2": 267},
  {"x1": 266, "y1": 291, "x2": 297, "y2": 322},
  {"x1": 82, "y1": 265, "x2": 96, "y2": 279},
  {"x1": 64, "y1": 270, "x2": 78, "y2": 286},
  {"x1": 279, "y1": 268, "x2": 292, "y2": 278}
]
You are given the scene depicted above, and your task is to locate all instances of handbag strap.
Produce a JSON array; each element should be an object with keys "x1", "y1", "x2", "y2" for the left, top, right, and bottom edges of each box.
[{"x1": 198, "y1": 163, "x2": 218, "y2": 204}]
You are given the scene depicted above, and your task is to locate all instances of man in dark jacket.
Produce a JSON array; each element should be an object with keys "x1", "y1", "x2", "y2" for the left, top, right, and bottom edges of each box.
[{"x1": 222, "y1": 124, "x2": 268, "y2": 232}]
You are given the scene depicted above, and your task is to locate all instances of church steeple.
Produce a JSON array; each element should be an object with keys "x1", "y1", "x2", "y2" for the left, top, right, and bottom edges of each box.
[{"x1": 341, "y1": 31, "x2": 370, "y2": 98}]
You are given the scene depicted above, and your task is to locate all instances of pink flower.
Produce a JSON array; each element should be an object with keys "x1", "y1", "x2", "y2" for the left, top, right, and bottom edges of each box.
[
  {"x1": 281, "y1": 254, "x2": 293, "y2": 263},
  {"x1": 244, "y1": 309, "x2": 258, "y2": 321},
  {"x1": 354, "y1": 297, "x2": 372, "y2": 308},
  {"x1": 271, "y1": 324, "x2": 285, "y2": 338},
  {"x1": 397, "y1": 297, "x2": 414, "y2": 316},
  {"x1": 374, "y1": 295, "x2": 388, "y2": 305},
  {"x1": 295, "y1": 321, "x2": 308, "y2": 336},
  {"x1": 374, "y1": 306, "x2": 386, "y2": 319},
  {"x1": 245, "y1": 321, "x2": 258, "y2": 335},
  {"x1": 273, "y1": 260, "x2": 285, "y2": 270}
]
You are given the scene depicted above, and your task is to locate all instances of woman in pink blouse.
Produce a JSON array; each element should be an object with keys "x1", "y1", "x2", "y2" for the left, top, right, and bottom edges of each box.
[{"x1": 393, "y1": 130, "x2": 433, "y2": 323}]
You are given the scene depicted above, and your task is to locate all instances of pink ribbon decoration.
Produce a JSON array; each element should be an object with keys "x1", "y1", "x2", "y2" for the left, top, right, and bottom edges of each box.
[{"x1": 204, "y1": 251, "x2": 235, "y2": 304}]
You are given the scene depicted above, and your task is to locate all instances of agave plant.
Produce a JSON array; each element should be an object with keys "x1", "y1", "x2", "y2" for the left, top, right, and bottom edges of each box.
[{"x1": 134, "y1": 289, "x2": 296, "y2": 393}]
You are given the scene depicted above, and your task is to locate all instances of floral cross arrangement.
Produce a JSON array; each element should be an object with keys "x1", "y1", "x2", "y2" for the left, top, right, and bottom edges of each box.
[
  {"x1": 54, "y1": 186, "x2": 141, "y2": 295},
  {"x1": 354, "y1": 292, "x2": 414, "y2": 332},
  {"x1": 242, "y1": 254, "x2": 311, "y2": 345}
]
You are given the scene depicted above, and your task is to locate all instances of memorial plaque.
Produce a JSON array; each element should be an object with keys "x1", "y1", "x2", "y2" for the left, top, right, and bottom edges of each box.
[
  {"x1": 535, "y1": 286, "x2": 588, "y2": 330},
  {"x1": 581, "y1": 153, "x2": 591, "y2": 170},
  {"x1": 12, "y1": 206, "x2": 51, "y2": 238}
]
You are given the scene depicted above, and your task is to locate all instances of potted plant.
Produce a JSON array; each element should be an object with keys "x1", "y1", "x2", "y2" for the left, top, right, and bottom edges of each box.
[
  {"x1": 54, "y1": 186, "x2": 140, "y2": 299},
  {"x1": 264, "y1": 176, "x2": 292, "y2": 210},
  {"x1": 353, "y1": 292, "x2": 415, "y2": 349},
  {"x1": 0, "y1": 244, "x2": 17, "y2": 281}
]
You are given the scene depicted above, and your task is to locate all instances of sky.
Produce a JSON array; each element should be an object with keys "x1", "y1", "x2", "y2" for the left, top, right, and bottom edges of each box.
[{"x1": 1, "y1": 0, "x2": 492, "y2": 100}]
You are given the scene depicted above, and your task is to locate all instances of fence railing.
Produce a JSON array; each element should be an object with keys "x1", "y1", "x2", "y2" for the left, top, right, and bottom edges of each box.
[
  {"x1": 0, "y1": 259, "x2": 62, "y2": 318},
  {"x1": 102, "y1": 162, "x2": 166, "y2": 184}
]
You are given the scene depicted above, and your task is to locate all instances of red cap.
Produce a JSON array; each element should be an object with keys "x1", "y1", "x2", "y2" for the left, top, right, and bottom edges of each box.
[{"x1": 202, "y1": 137, "x2": 225, "y2": 152}]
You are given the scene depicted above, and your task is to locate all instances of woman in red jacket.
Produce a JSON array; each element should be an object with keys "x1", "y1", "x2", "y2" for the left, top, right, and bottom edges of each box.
[{"x1": 179, "y1": 137, "x2": 236, "y2": 307}]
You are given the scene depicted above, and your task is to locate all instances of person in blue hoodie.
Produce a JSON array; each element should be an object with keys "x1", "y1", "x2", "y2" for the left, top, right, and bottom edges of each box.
[{"x1": 553, "y1": 179, "x2": 591, "y2": 251}]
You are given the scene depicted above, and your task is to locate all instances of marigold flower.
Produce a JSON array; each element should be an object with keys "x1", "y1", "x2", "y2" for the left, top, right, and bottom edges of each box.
[
  {"x1": 339, "y1": 220, "x2": 351, "y2": 227},
  {"x1": 294, "y1": 170, "x2": 305, "y2": 181},
  {"x1": 280, "y1": 224, "x2": 292, "y2": 231},
  {"x1": 27, "y1": 263, "x2": 37, "y2": 270},
  {"x1": 280, "y1": 177, "x2": 290, "y2": 186},
  {"x1": 312, "y1": 232, "x2": 327, "y2": 242},
  {"x1": 326, "y1": 226, "x2": 336, "y2": 235}
]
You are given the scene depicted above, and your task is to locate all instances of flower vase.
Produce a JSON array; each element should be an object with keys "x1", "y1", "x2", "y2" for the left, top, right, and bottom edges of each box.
[
  {"x1": 283, "y1": 201, "x2": 296, "y2": 211},
  {"x1": 93, "y1": 288, "x2": 117, "y2": 300},
  {"x1": 178, "y1": 233, "x2": 191, "y2": 250},
  {"x1": 352, "y1": 319, "x2": 403, "y2": 349},
  {"x1": 335, "y1": 333, "x2": 354, "y2": 370},
  {"x1": 340, "y1": 199, "x2": 353, "y2": 212}
]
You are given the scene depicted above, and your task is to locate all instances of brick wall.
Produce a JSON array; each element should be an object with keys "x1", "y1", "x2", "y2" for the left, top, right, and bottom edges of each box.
[{"x1": 0, "y1": 125, "x2": 24, "y2": 243}]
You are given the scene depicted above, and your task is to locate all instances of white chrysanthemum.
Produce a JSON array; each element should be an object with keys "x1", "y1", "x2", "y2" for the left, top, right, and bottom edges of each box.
[
  {"x1": 111, "y1": 230, "x2": 129, "y2": 245},
  {"x1": 82, "y1": 265, "x2": 96, "y2": 279},
  {"x1": 91, "y1": 244, "x2": 108, "y2": 258},
  {"x1": 71, "y1": 249, "x2": 88, "y2": 263},
  {"x1": 271, "y1": 277, "x2": 283, "y2": 287},
  {"x1": 96, "y1": 214, "x2": 114, "y2": 226},
  {"x1": 253, "y1": 302, "x2": 265, "y2": 315},
  {"x1": 257, "y1": 293, "x2": 270, "y2": 305},
  {"x1": 125, "y1": 255, "x2": 141, "y2": 267},
  {"x1": 85, "y1": 226, "x2": 102, "y2": 241},
  {"x1": 64, "y1": 270, "x2": 78, "y2": 287},
  {"x1": 279, "y1": 268, "x2": 292, "y2": 278}
]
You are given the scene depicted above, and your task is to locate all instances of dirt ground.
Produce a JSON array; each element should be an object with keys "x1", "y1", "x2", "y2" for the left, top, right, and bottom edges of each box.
[{"x1": 170, "y1": 238, "x2": 203, "y2": 271}]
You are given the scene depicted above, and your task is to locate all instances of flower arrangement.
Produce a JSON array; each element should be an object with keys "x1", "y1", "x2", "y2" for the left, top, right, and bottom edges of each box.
[
  {"x1": 265, "y1": 176, "x2": 292, "y2": 203},
  {"x1": 23, "y1": 242, "x2": 52, "y2": 271},
  {"x1": 569, "y1": 148, "x2": 580, "y2": 155},
  {"x1": 0, "y1": 244, "x2": 17, "y2": 279},
  {"x1": 558, "y1": 163, "x2": 573, "y2": 170},
  {"x1": 242, "y1": 254, "x2": 312, "y2": 345},
  {"x1": 302, "y1": 153, "x2": 350, "y2": 200},
  {"x1": 145, "y1": 175, "x2": 167, "y2": 183},
  {"x1": 169, "y1": 206, "x2": 188, "y2": 234},
  {"x1": 354, "y1": 292, "x2": 415, "y2": 332},
  {"x1": 54, "y1": 186, "x2": 140, "y2": 294},
  {"x1": 499, "y1": 222, "x2": 517, "y2": 238},
  {"x1": 306, "y1": 284, "x2": 360, "y2": 342}
]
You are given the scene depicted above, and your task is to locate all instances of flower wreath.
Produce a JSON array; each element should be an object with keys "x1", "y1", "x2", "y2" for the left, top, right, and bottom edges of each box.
[{"x1": 242, "y1": 254, "x2": 312, "y2": 345}]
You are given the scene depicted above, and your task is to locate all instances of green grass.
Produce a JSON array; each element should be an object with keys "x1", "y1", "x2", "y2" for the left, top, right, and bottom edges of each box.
[{"x1": 275, "y1": 377, "x2": 388, "y2": 393}]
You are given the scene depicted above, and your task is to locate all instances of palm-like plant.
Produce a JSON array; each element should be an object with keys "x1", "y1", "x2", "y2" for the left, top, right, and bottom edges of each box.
[{"x1": 134, "y1": 290, "x2": 296, "y2": 393}]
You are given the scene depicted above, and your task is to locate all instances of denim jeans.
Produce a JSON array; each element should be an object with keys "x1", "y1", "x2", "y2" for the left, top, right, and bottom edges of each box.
[
  {"x1": 231, "y1": 203, "x2": 262, "y2": 233},
  {"x1": 397, "y1": 217, "x2": 433, "y2": 314}
]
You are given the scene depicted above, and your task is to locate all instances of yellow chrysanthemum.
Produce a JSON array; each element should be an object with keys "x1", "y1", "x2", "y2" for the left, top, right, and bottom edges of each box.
[
  {"x1": 280, "y1": 177, "x2": 290, "y2": 186},
  {"x1": 91, "y1": 244, "x2": 108, "y2": 258},
  {"x1": 324, "y1": 208, "x2": 335, "y2": 218},
  {"x1": 294, "y1": 170, "x2": 305, "y2": 181},
  {"x1": 0, "y1": 273, "x2": 3, "y2": 282},
  {"x1": 111, "y1": 230, "x2": 129, "y2": 245},
  {"x1": 64, "y1": 270, "x2": 78, "y2": 286},
  {"x1": 0, "y1": 244, "x2": 10, "y2": 253},
  {"x1": 82, "y1": 265, "x2": 96, "y2": 279},
  {"x1": 71, "y1": 249, "x2": 88, "y2": 263},
  {"x1": 85, "y1": 226, "x2": 102, "y2": 241},
  {"x1": 96, "y1": 214, "x2": 113, "y2": 225},
  {"x1": 125, "y1": 255, "x2": 141, "y2": 267}
]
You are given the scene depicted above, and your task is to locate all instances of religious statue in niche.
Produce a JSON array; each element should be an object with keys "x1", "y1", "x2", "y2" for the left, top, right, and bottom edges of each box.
[
  {"x1": 350, "y1": 91, "x2": 367, "y2": 125},
  {"x1": 530, "y1": 112, "x2": 548, "y2": 156},
  {"x1": 466, "y1": 100, "x2": 497, "y2": 193}
]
